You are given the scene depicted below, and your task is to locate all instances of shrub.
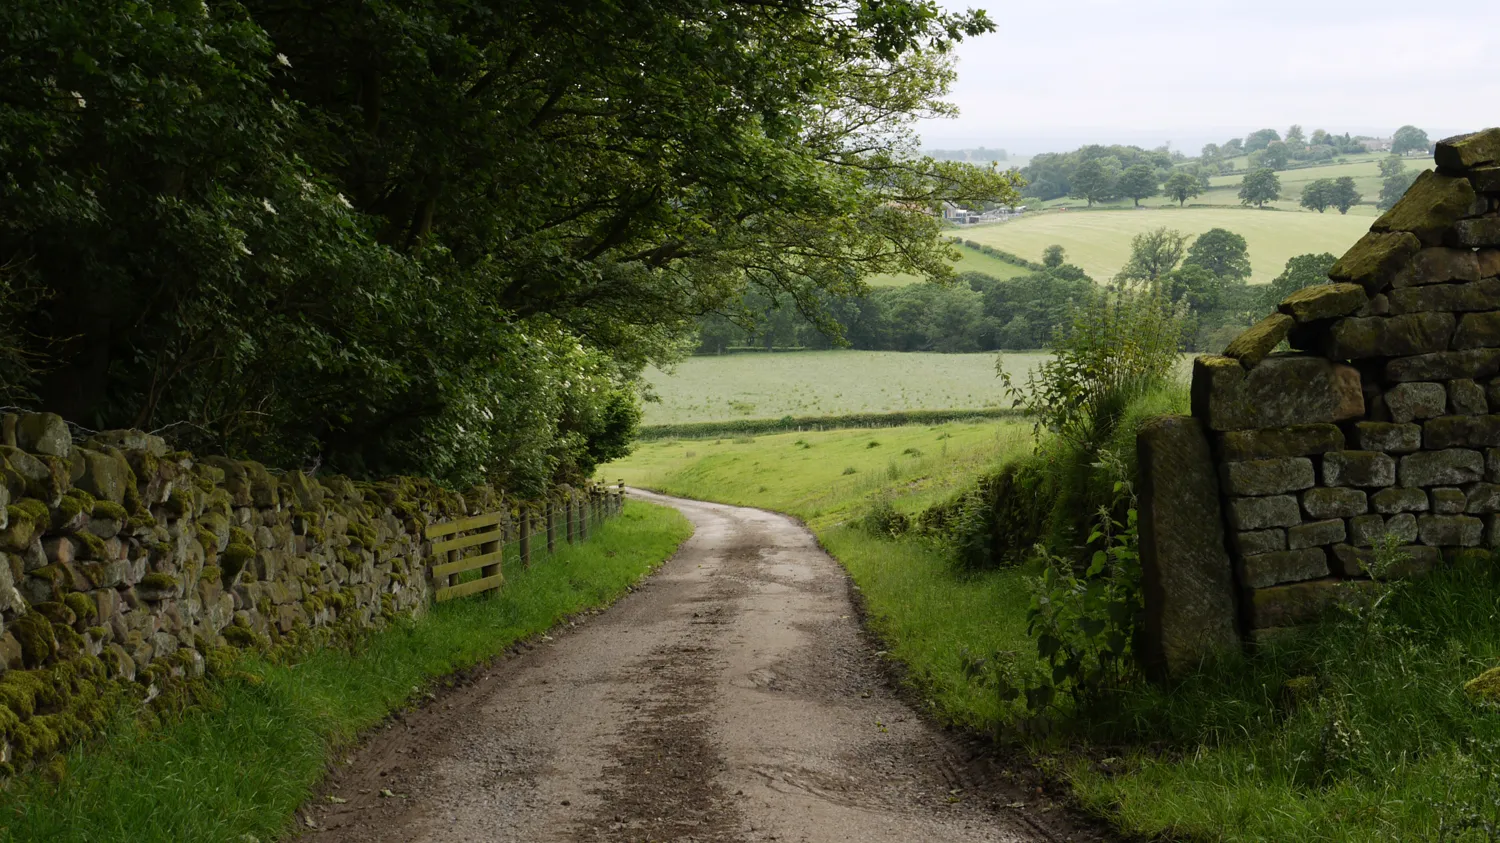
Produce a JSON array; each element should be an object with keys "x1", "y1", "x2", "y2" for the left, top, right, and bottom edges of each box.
[{"x1": 860, "y1": 499, "x2": 910, "y2": 538}]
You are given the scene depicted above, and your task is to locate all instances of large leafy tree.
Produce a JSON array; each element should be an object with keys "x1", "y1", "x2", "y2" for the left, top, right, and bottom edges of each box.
[
  {"x1": 1069, "y1": 159, "x2": 1116, "y2": 206},
  {"x1": 1163, "y1": 171, "x2": 1201, "y2": 207},
  {"x1": 1117, "y1": 164, "x2": 1161, "y2": 207},
  {"x1": 1239, "y1": 169, "x2": 1281, "y2": 208},
  {"x1": 1184, "y1": 229, "x2": 1251, "y2": 282},
  {"x1": 0, "y1": 0, "x2": 1014, "y2": 490},
  {"x1": 1330, "y1": 176, "x2": 1362, "y2": 214},
  {"x1": 1392, "y1": 125, "x2": 1431, "y2": 155},
  {"x1": 1116, "y1": 228, "x2": 1188, "y2": 288},
  {"x1": 1260, "y1": 253, "x2": 1338, "y2": 311}
]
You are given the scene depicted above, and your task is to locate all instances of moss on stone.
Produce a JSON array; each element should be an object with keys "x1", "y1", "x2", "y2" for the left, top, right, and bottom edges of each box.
[
  {"x1": 73, "y1": 530, "x2": 106, "y2": 560},
  {"x1": 139, "y1": 573, "x2": 178, "y2": 591},
  {"x1": 11, "y1": 614, "x2": 54, "y2": 668},
  {"x1": 220, "y1": 543, "x2": 255, "y2": 581},
  {"x1": 63, "y1": 592, "x2": 96, "y2": 623},
  {"x1": 222, "y1": 625, "x2": 258, "y2": 648},
  {"x1": 91, "y1": 500, "x2": 127, "y2": 521},
  {"x1": 1466, "y1": 666, "x2": 1500, "y2": 703},
  {"x1": 199, "y1": 565, "x2": 221, "y2": 583},
  {"x1": 163, "y1": 489, "x2": 193, "y2": 518}
]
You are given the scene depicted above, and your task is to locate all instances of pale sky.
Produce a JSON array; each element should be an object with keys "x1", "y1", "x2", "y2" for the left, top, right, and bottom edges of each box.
[{"x1": 917, "y1": 0, "x2": 1500, "y2": 154}]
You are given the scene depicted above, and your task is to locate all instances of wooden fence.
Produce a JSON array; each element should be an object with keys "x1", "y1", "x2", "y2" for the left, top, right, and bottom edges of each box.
[{"x1": 424, "y1": 484, "x2": 626, "y2": 602}]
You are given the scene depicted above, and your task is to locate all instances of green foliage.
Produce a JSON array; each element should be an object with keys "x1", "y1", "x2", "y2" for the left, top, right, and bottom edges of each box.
[
  {"x1": 1378, "y1": 155, "x2": 1407, "y2": 180},
  {"x1": 1021, "y1": 144, "x2": 1173, "y2": 202},
  {"x1": 1380, "y1": 167, "x2": 1420, "y2": 211},
  {"x1": 636, "y1": 408, "x2": 1020, "y2": 440},
  {"x1": 1300, "y1": 178, "x2": 1336, "y2": 213},
  {"x1": 1116, "y1": 165, "x2": 1160, "y2": 207},
  {"x1": 1183, "y1": 227, "x2": 1252, "y2": 283},
  {"x1": 0, "y1": 0, "x2": 1014, "y2": 491},
  {"x1": 1115, "y1": 228, "x2": 1188, "y2": 288},
  {"x1": 1069, "y1": 159, "x2": 1117, "y2": 207},
  {"x1": 1041, "y1": 245, "x2": 1066, "y2": 269},
  {"x1": 1239, "y1": 168, "x2": 1282, "y2": 208},
  {"x1": 1392, "y1": 124, "x2": 1432, "y2": 155},
  {"x1": 1162, "y1": 171, "x2": 1202, "y2": 207},
  {"x1": 1244, "y1": 128, "x2": 1282, "y2": 153},
  {"x1": 1017, "y1": 481, "x2": 1141, "y2": 712},
  {"x1": 1262, "y1": 141, "x2": 1290, "y2": 170}
]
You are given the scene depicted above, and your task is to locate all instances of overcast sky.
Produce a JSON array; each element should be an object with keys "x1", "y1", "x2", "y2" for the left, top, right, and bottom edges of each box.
[{"x1": 916, "y1": 0, "x2": 1500, "y2": 155}]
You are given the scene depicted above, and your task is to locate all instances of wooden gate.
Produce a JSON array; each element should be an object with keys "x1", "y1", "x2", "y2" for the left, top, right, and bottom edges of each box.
[{"x1": 425, "y1": 510, "x2": 506, "y2": 602}]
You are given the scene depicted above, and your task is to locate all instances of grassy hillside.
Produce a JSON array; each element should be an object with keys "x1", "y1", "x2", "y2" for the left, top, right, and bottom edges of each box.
[
  {"x1": 867, "y1": 241, "x2": 1032, "y2": 287},
  {"x1": 642, "y1": 350, "x2": 1046, "y2": 425},
  {"x1": 960, "y1": 207, "x2": 1370, "y2": 285}
]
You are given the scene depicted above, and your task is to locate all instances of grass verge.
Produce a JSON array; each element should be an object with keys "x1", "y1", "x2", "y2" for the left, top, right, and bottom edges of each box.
[{"x1": 0, "y1": 500, "x2": 691, "y2": 843}]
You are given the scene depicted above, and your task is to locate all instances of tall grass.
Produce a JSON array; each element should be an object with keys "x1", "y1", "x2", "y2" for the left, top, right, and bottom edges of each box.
[{"x1": 0, "y1": 501, "x2": 692, "y2": 843}]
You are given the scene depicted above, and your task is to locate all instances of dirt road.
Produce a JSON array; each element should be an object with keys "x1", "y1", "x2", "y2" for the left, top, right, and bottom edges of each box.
[{"x1": 301, "y1": 490, "x2": 1094, "y2": 842}]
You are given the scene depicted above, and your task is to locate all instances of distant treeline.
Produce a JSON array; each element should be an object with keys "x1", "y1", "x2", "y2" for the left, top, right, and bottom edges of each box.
[
  {"x1": 636, "y1": 408, "x2": 1023, "y2": 440},
  {"x1": 925, "y1": 147, "x2": 1009, "y2": 162}
]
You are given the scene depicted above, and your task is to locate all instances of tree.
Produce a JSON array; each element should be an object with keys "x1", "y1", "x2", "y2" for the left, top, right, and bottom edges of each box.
[
  {"x1": 1263, "y1": 141, "x2": 1290, "y2": 170},
  {"x1": 1201, "y1": 143, "x2": 1221, "y2": 161},
  {"x1": 1164, "y1": 171, "x2": 1202, "y2": 206},
  {"x1": 1239, "y1": 168, "x2": 1281, "y2": 208},
  {"x1": 1379, "y1": 156, "x2": 1406, "y2": 179},
  {"x1": 1042, "y1": 245, "x2": 1066, "y2": 268},
  {"x1": 1286, "y1": 125, "x2": 1306, "y2": 144},
  {"x1": 1223, "y1": 138, "x2": 1244, "y2": 155},
  {"x1": 1331, "y1": 176, "x2": 1362, "y2": 214},
  {"x1": 1116, "y1": 227, "x2": 1188, "y2": 288},
  {"x1": 1260, "y1": 253, "x2": 1338, "y2": 311},
  {"x1": 1300, "y1": 179, "x2": 1334, "y2": 213},
  {"x1": 1392, "y1": 125, "x2": 1431, "y2": 155},
  {"x1": 1245, "y1": 129, "x2": 1281, "y2": 152},
  {"x1": 1069, "y1": 159, "x2": 1116, "y2": 206},
  {"x1": 1163, "y1": 263, "x2": 1224, "y2": 314},
  {"x1": 1184, "y1": 228, "x2": 1251, "y2": 282},
  {"x1": 1379, "y1": 169, "x2": 1419, "y2": 210},
  {"x1": 0, "y1": 0, "x2": 1011, "y2": 491},
  {"x1": 1117, "y1": 164, "x2": 1160, "y2": 206},
  {"x1": 1310, "y1": 129, "x2": 1331, "y2": 146}
]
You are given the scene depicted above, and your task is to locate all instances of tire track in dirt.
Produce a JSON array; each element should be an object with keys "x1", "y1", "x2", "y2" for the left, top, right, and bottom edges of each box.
[{"x1": 296, "y1": 490, "x2": 1104, "y2": 842}]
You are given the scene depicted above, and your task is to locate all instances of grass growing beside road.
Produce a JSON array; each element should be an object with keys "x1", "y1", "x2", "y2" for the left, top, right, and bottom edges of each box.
[
  {"x1": 606, "y1": 421, "x2": 1042, "y2": 729},
  {"x1": 0, "y1": 501, "x2": 692, "y2": 843}
]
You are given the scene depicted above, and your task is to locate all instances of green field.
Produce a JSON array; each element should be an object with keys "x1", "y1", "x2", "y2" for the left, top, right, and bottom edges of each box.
[
  {"x1": 867, "y1": 241, "x2": 1031, "y2": 287},
  {"x1": 960, "y1": 207, "x2": 1371, "y2": 285},
  {"x1": 642, "y1": 350, "x2": 1046, "y2": 425}
]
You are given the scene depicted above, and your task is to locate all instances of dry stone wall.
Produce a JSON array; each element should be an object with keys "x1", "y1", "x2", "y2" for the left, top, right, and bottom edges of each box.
[
  {"x1": 1142, "y1": 128, "x2": 1500, "y2": 673},
  {"x1": 0, "y1": 410, "x2": 620, "y2": 774}
]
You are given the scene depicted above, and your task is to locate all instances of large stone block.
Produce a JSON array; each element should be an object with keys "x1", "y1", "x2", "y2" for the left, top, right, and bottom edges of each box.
[
  {"x1": 1220, "y1": 458, "x2": 1315, "y2": 496},
  {"x1": 1302, "y1": 487, "x2": 1368, "y2": 519},
  {"x1": 1401, "y1": 448, "x2": 1484, "y2": 487},
  {"x1": 1453, "y1": 312, "x2": 1500, "y2": 350},
  {"x1": 1432, "y1": 487, "x2": 1466, "y2": 513},
  {"x1": 1453, "y1": 217, "x2": 1500, "y2": 248},
  {"x1": 1371, "y1": 170, "x2": 1478, "y2": 245},
  {"x1": 1326, "y1": 312, "x2": 1454, "y2": 359},
  {"x1": 1329, "y1": 231, "x2": 1423, "y2": 292},
  {"x1": 1192, "y1": 354, "x2": 1363, "y2": 432},
  {"x1": 1136, "y1": 416, "x2": 1240, "y2": 679},
  {"x1": 1234, "y1": 529, "x2": 1286, "y2": 556},
  {"x1": 1217, "y1": 424, "x2": 1344, "y2": 461},
  {"x1": 1352, "y1": 422, "x2": 1422, "y2": 453},
  {"x1": 1323, "y1": 451, "x2": 1396, "y2": 488},
  {"x1": 1350, "y1": 512, "x2": 1418, "y2": 547},
  {"x1": 1385, "y1": 382, "x2": 1448, "y2": 423},
  {"x1": 1279, "y1": 283, "x2": 1367, "y2": 322},
  {"x1": 1228, "y1": 494, "x2": 1302, "y2": 531},
  {"x1": 1449, "y1": 379, "x2": 1489, "y2": 415},
  {"x1": 1436, "y1": 129, "x2": 1500, "y2": 172},
  {"x1": 1387, "y1": 350, "x2": 1500, "y2": 382},
  {"x1": 1418, "y1": 514, "x2": 1483, "y2": 546},
  {"x1": 1329, "y1": 543, "x2": 1441, "y2": 579},
  {"x1": 72, "y1": 447, "x2": 131, "y2": 506},
  {"x1": 1239, "y1": 548, "x2": 1330, "y2": 589},
  {"x1": 1393, "y1": 246, "x2": 1483, "y2": 286},
  {"x1": 1387, "y1": 279, "x2": 1500, "y2": 314},
  {"x1": 15, "y1": 413, "x2": 71, "y2": 459},
  {"x1": 1246, "y1": 579, "x2": 1371, "y2": 629},
  {"x1": 1371, "y1": 487, "x2": 1429, "y2": 514},
  {"x1": 1288, "y1": 519, "x2": 1346, "y2": 550},
  {"x1": 1466, "y1": 483, "x2": 1500, "y2": 514},
  {"x1": 1222, "y1": 314, "x2": 1293, "y2": 368},
  {"x1": 1423, "y1": 415, "x2": 1500, "y2": 449}
]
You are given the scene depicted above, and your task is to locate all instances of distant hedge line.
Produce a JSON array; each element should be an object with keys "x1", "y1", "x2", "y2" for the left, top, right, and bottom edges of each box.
[
  {"x1": 636, "y1": 408, "x2": 1025, "y2": 440},
  {"x1": 953, "y1": 239, "x2": 1048, "y2": 272}
]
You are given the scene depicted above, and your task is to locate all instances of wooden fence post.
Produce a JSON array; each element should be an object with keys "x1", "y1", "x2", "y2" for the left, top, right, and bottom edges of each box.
[
  {"x1": 479, "y1": 512, "x2": 503, "y2": 583},
  {"x1": 565, "y1": 493, "x2": 576, "y2": 544},
  {"x1": 519, "y1": 506, "x2": 532, "y2": 568},
  {"x1": 546, "y1": 501, "x2": 557, "y2": 554},
  {"x1": 579, "y1": 491, "x2": 590, "y2": 541}
]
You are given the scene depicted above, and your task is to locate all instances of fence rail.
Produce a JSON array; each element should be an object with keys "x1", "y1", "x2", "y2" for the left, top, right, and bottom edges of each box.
[{"x1": 423, "y1": 483, "x2": 626, "y2": 602}]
